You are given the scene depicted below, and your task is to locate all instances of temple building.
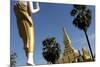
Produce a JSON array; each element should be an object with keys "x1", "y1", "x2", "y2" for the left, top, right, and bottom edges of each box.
[
  {"x1": 82, "y1": 48, "x2": 92, "y2": 61},
  {"x1": 58, "y1": 27, "x2": 92, "y2": 63}
]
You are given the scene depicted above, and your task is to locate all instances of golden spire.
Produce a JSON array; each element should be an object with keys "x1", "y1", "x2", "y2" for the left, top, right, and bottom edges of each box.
[{"x1": 63, "y1": 27, "x2": 71, "y2": 47}]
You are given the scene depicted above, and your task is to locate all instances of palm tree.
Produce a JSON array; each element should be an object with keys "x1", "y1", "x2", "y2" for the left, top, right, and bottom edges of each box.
[
  {"x1": 70, "y1": 5, "x2": 94, "y2": 60},
  {"x1": 42, "y1": 37, "x2": 61, "y2": 64}
]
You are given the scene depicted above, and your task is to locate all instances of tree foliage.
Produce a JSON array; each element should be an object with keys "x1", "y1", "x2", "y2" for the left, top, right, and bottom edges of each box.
[
  {"x1": 70, "y1": 5, "x2": 92, "y2": 31},
  {"x1": 10, "y1": 52, "x2": 17, "y2": 67},
  {"x1": 42, "y1": 37, "x2": 61, "y2": 64}
]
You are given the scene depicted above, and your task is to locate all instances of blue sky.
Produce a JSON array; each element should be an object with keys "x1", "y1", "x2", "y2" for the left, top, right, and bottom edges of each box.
[{"x1": 10, "y1": 1, "x2": 95, "y2": 65}]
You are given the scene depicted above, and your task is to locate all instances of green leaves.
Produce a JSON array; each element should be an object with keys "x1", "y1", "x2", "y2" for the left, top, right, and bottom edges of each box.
[
  {"x1": 70, "y1": 5, "x2": 92, "y2": 31},
  {"x1": 42, "y1": 37, "x2": 61, "y2": 64},
  {"x1": 70, "y1": 9, "x2": 77, "y2": 16},
  {"x1": 74, "y1": 5, "x2": 86, "y2": 11},
  {"x1": 10, "y1": 52, "x2": 17, "y2": 67}
]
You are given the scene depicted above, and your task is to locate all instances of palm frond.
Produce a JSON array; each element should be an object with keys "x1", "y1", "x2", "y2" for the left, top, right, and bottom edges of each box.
[{"x1": 70, "y1": 9, "x2": 77, "y2": 16}]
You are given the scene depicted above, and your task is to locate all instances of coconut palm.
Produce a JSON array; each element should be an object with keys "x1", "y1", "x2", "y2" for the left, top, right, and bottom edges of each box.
[
  {"x1": 42, "y1": 37, "x2": 61, "y2": 64},
  {"x1": 70, "y1": 5, "x2": 94, "y2": 60}
]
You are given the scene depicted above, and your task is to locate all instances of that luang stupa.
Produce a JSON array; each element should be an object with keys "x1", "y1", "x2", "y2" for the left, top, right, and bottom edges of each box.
[{"x1": 58, "y1": 27, "x2": 92, "y2": 63}]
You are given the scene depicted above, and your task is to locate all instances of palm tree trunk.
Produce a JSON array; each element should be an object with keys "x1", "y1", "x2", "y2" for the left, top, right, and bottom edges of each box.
[{"x1": 83, "y1": 30, "x2": 94, "y2": 61}]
